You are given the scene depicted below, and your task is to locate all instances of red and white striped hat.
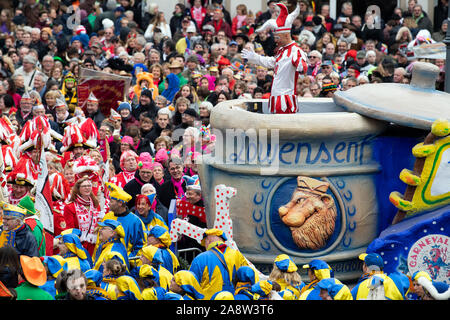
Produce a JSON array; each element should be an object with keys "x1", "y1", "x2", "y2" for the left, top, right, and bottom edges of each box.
[
  {"x1": 49, "y1": 172, "x2": 71, "y2": 200},
  {"x1": 256, "y1": 3, "x2": 300, "y2": 34}
]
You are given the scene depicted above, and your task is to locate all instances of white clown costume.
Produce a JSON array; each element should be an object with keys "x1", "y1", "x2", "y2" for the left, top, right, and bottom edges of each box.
[{"x1": 242, "y1": 3, "x2": 307, "y2": 114}]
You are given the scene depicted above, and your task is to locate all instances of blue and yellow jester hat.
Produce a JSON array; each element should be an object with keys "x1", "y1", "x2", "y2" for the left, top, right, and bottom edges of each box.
[
  {"x1": 59, "y1": 233, "x2": 88, "y2": 260},
  {"x1": 116, "y1": 275, "x2": 142, "y2": 300},
  {"x1": 41, "y1": 255, "x2": 68, "y2": 279},
  {"x1": 278, "y1": 288, "x2": 295, "y2": 300},
  {"x1": 147, "y1": 225, "x2": 172, "y2": 247},
  {"x1": 302, "y1": 259, "x2": 333, "y2": 280},
  {"x1": 411, "y1": 270, "x2": 432, "y2": 282},
  {"x1": 274, "y1": 254, "x2": 298, "y2": 273},
  {"x1": 236, "y1": 266, "x2": 257, "y2": 285},
  {"x1": 251, "y1": 280, "x2": 273, "y2": 297},
  {"x1": 102, "y1": 250, "x2": 128, "y2": 267},
  {"x1": 173, "y1": 270, "x2": 205, "y2": 300},
  {"x1": 211, "y1": 291, "x2": 235, "y2": 300},
  {"x1": 163, "y1": 292, "x2": 183, "y2": 300},
  {"x1": 105, "y1": 182, "x2": 132, "y2": 203},
  {"x1": 138, "y1": 264, "x2": 160, "y2": 285},
  {"x1": 98, "y1": 219, "x2": 126, "y2": 240},
  {"x1": 142, "y1": 245, "x2": 164, "y2": 265},
  {"x1": 200, "y1": 228, "x2": 228, "y2": 247},
  {"x1": 57, "y1": 228, "x2": 82, "y2": 238},
  {"x1": 85, "y1": 269, "x2": 104, "y2": 287},
  {"x1": 0, "y1": 202, "x2": 27, "y2": 220},
  {"x1": 142, "y1": 287, "x2": 166, "y2": 300},
  {"x1": 317, "y1": 278, "x2": 352, "y2": 300}
]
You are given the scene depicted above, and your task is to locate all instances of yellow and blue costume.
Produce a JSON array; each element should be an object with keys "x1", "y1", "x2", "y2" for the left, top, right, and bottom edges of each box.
[
  {"x1": 100, "y1": 252, "x2": 123, "y2": 301},
  {"x1": 92, "y1": 219, "x2": 130, "y2": 273},
  {"x1": 212, "y1": 291, "x2": 235, "y2": 300},
  {"x1": 351, "y1": 253, "x2": 409, "y2": 300},
  {"x1": 146, "y1": 225, "x2": 179, "y2": 274},
  {"x1": 85, "y1": 269, "x2": 111, "y2": 300},
  {"x1": 234, "y1": 266, "x2": 259, "y2": 300},
  {"x1": 139, "y1": 245, "x2": 174, "y2": 291},
  {"x1": 116, "y1": 275, "x2": 142, "y2": 300},
  {"x1": 138, "y1": 264, "x2": 167, "y2": 300},
  {"x1": 103, "y1": 183, "x2": 147, "y2": 259},
  {"x1": 317, "y1": 278, "x2": 353, "y2": 300},
  {"x1": 39, "y1": 255, "x2": 68, "y2": 298},
  {"x1": 0, "y1": 202, "x2": 39, "y2": 257},
  {"x1": 173, "y1": 270, "x2": 205, "y2": 300},
  {"x1": 250, "y1": 280, "x2": 274, "y2": 300},
  {"x1": 56, "y1": 230, "x2": 93, "y2": 272},
  {"x1": 189, "y1": 228, "x2": 249, "y2": 300},
  {"x1": 162, "y1": 292, "x2": 184, "y2": 300},
  {"x1": 299, "y1": 259, "x2": 348, "y2": 300}
]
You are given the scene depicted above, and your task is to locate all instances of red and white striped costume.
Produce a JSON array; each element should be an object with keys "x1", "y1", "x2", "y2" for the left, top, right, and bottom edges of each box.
[
  {"x1": 266, "y1": 42, "x2": 307, "y2": 113},
  {"x1": 242, "y1": 3, "x2": 307, "y2": 114}
]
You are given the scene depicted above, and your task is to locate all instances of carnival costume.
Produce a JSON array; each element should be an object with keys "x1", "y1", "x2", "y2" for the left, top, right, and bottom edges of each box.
[
  {"x1": 92, "y1": 219, "x2": 130, "y2": 274},
  {"x1": 189, "y1": 228, "x2": 249, "y2": 300},
  {"x1": 241, "y1": 3, "x2": 307, "y2": 114}
]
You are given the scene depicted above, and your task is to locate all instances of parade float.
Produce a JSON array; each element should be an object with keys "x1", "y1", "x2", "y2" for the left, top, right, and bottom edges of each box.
[{"x1": 171, "y1": 61, "x2": 450, "y2": 283}]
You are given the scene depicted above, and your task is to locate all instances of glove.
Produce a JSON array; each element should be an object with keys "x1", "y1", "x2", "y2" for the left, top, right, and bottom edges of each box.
[{"x1": 241, "y1": 48, "x2": 259, "y2": 65}]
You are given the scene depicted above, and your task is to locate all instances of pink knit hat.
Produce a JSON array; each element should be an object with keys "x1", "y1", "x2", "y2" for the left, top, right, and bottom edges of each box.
[
  {"x1": 138, "y1": 152, "x2": 154, "y2": 170},
  {"x1": 155, "y1": 148, "x2": 169, "y2": 163},
  {"x1": 121, "y1": 136, "x2": 134, "y2": 147}
]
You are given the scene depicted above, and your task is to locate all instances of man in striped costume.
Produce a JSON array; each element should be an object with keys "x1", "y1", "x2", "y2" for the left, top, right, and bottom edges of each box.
[{"x1": 242, "y1": 2, "x2": 307, "y2": 114}]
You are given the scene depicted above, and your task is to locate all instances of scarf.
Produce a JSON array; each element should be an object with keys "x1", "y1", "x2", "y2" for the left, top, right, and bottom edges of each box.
[
  {"x1": 9, "y1": 192, "x2": 28, "y2": 205},
  {"x1": 171, "y1": 177, "x2": 185, "y2": 200},
  {"x1": 235, "y1": 15, "x2": 246, "y2": 29},
  {"x1": 340, "y1": 32, "x2": 357, "y2": 44},
  {"x1": 75, "y1": 195, "x2": 99, "y2": 244},
  {"x1": 192, "y1": 7, "x2": 203, "y2": 26},
  {"x1": 213, "y1": 19, "x2": 223, "y2": 33},
  {"x1": 121, "y1": 169, "x2": 136, "y2": 183},
  {"x1": 183, "y1": 167, "x2": 196, "y2": 177},
  {"x1": 136, "y1": 209, "x2": 157, "y2": 226}
]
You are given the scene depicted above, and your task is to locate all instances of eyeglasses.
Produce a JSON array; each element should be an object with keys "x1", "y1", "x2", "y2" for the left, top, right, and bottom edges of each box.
[
  {"x1": 308, "y1": 56, "x2": 319, "y2": 59},
  {"x1": 80, "y1": 184, "x2": 92, "y2": 188}
]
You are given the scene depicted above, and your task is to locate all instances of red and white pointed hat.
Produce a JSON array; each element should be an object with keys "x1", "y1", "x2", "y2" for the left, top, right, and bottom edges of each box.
[
  {"x1": 72, "y1": 155, "x2": 99, "y2": 175},
  {"x1": 256, "y1": 3, "x2": 300, "y2": 34},
  {"x1": 79, "y1": 118, "x2": 98, "y2": 148},
  {"x1": 1, "y1": 145, "x2": 18, "y2": 172},
  {"x1": 7, "y1": 156, "x2": 37, "y2": 186},
  {"x1": 87, "y1": 92, "x2": 98, "y2": 103},
  {"x1": 18, "y1": 116, "x2": 54, "y2": 153},
  {"x1": 61, "y1": 123, "x2": 88, "y2": 153},
  {"x1": 49, "y1": 172, "x2": 71, "y2": 201}
]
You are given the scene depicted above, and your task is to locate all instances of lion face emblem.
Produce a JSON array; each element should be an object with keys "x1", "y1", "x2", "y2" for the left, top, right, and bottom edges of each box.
[{"x1": 278, "y1": 176, "x2": 337, "y2": 250}]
